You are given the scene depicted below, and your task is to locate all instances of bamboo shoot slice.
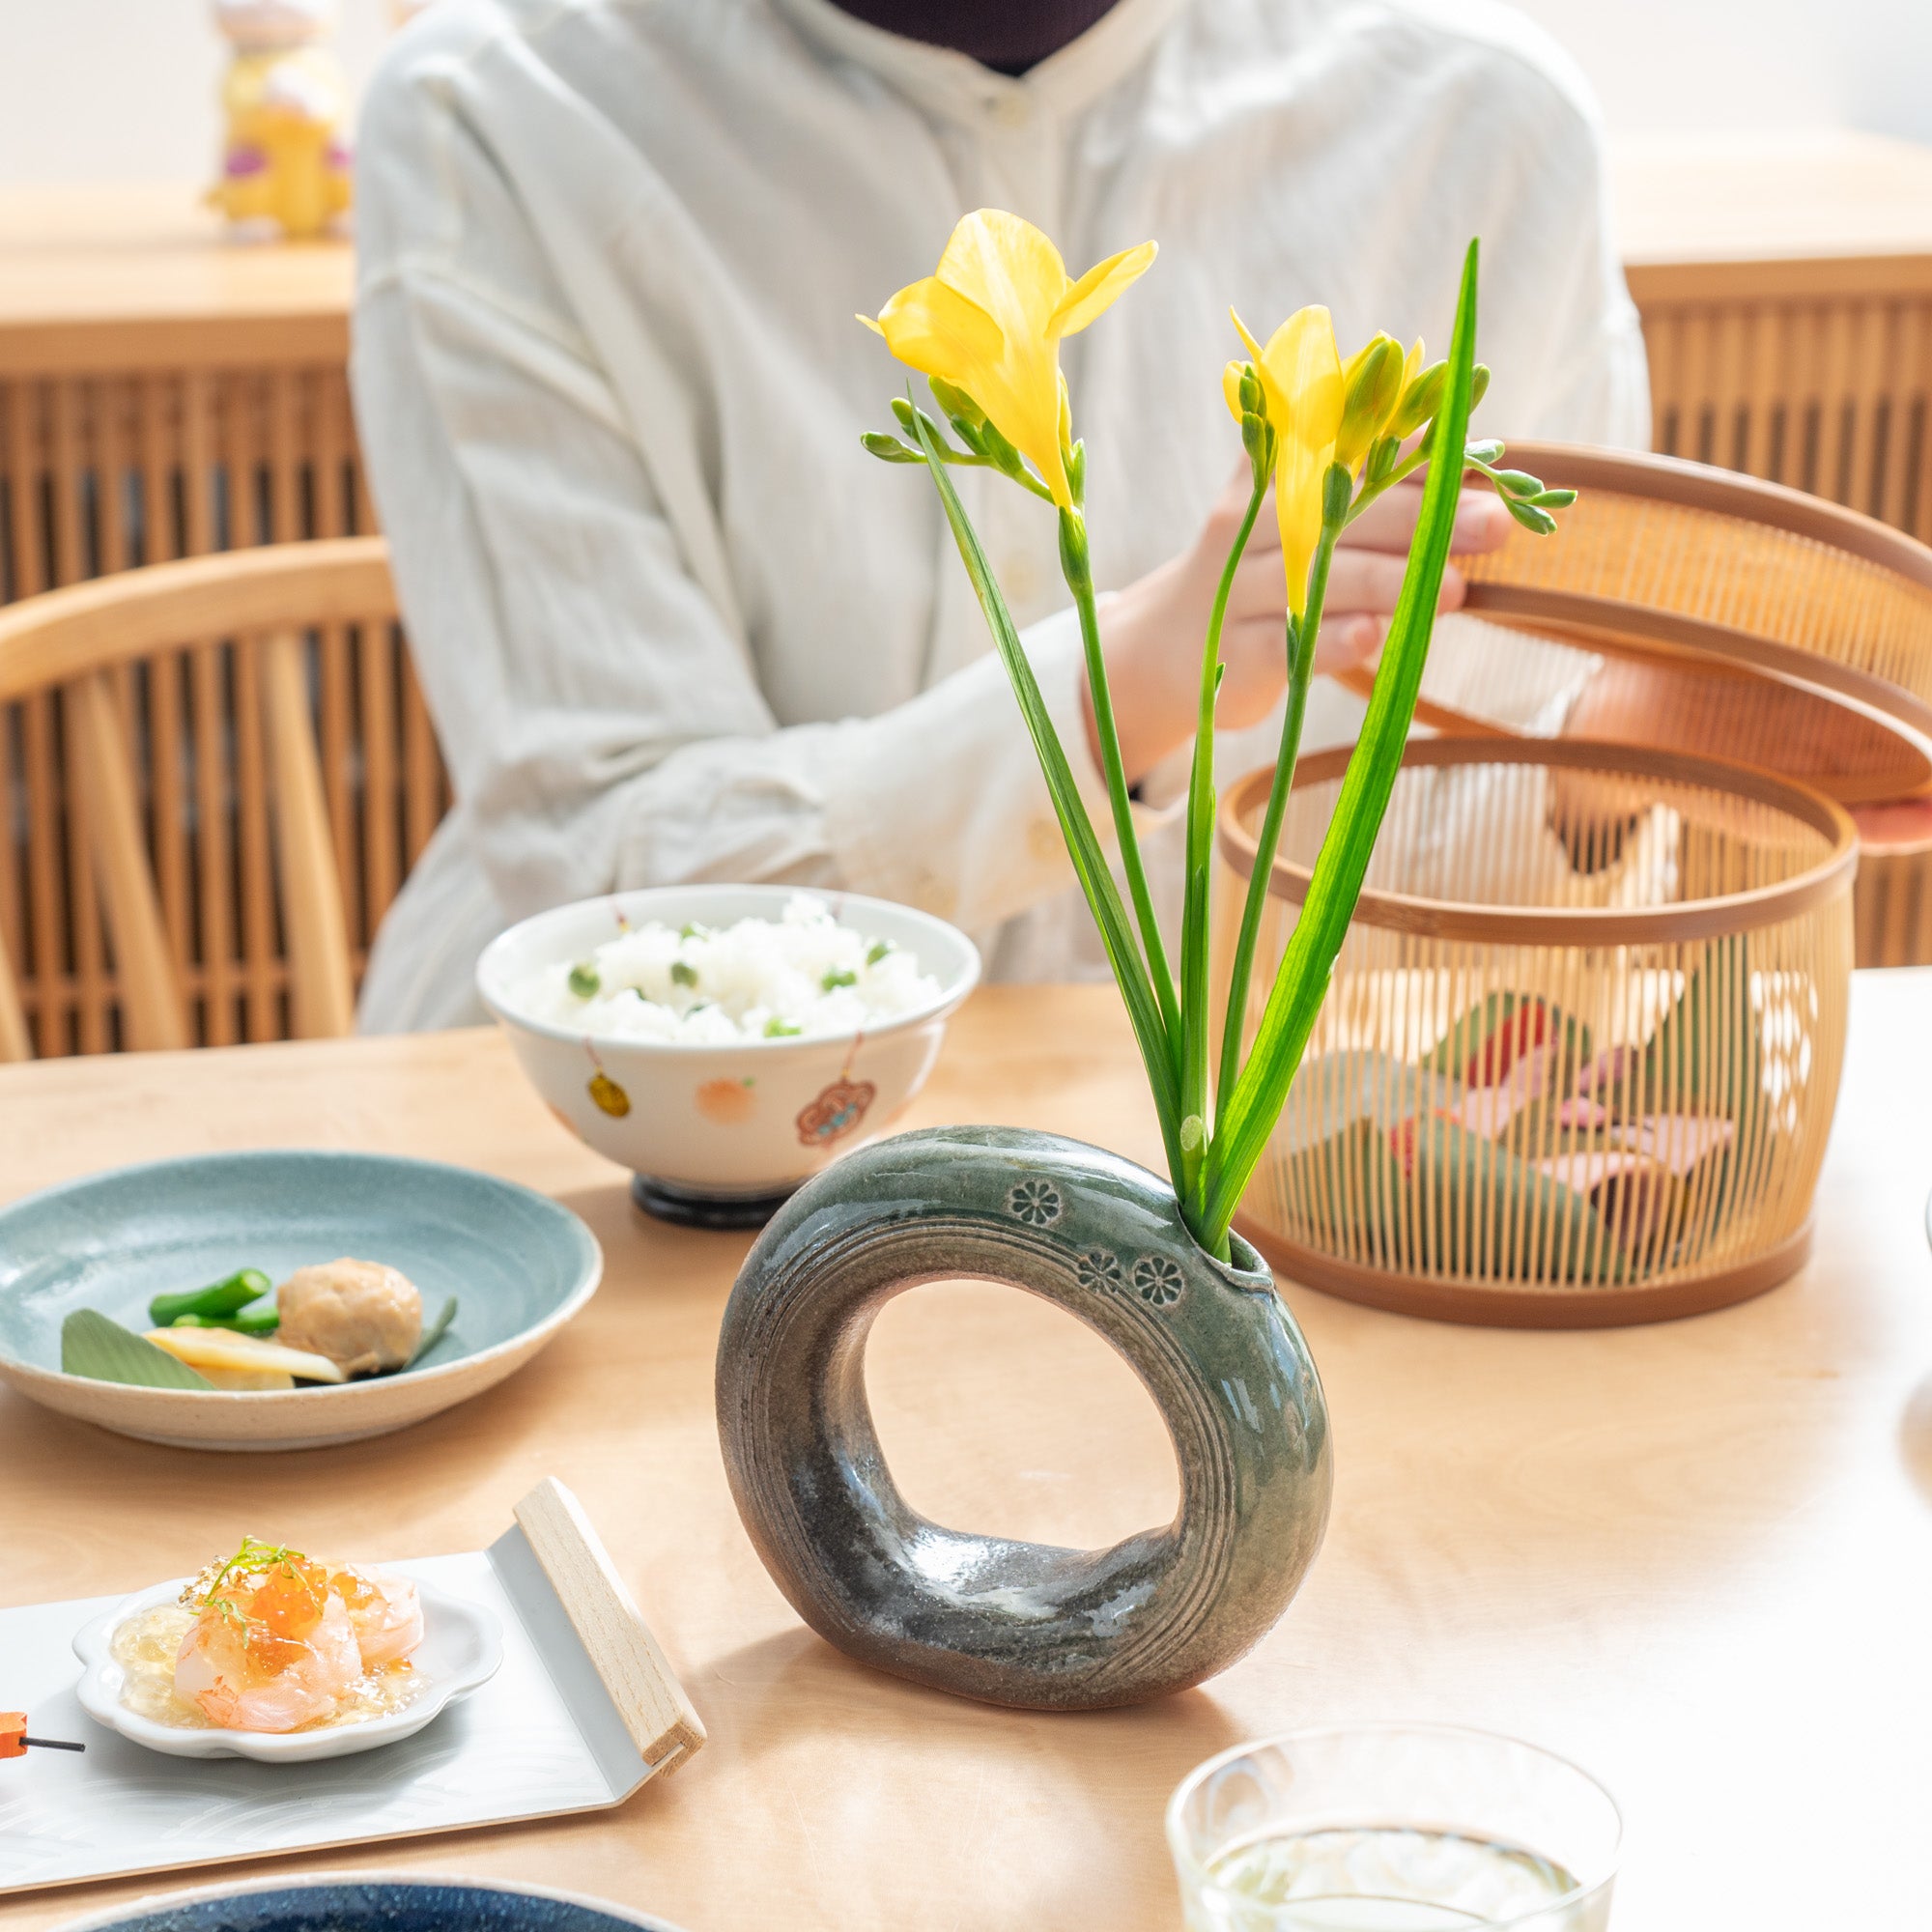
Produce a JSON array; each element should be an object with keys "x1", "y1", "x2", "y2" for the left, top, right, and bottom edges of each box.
[{"x1": 145, "y1": 1328, "x2": 346, "y2": 1385}]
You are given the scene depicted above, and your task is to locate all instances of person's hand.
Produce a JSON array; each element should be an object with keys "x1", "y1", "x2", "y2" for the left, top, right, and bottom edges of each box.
[{"x1": 1090, "y1": 470, "x2": 1514, "y2": 784}]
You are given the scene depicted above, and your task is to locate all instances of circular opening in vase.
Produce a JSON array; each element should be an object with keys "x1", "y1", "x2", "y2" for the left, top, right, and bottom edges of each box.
[{"x1": 865, "y1": 1278, "x2": 1180, "y2": 1552}]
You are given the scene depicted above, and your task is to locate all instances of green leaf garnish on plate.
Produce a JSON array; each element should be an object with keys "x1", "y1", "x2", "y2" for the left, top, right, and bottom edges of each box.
[
  {"x1": 407, "y1": 1296, "x2": 459, "y2": 1369},
  {"x1": 62, "y1": 1309, "x2": 215, "y2": 1389}
]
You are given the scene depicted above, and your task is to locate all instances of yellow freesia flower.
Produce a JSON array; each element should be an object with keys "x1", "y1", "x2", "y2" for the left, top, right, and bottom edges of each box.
[
  {"x1": 862, "y1": 210, "x2": 1156, "y2": 509},
  {"x1": 1230, "y1": 305, "x2": 1345, "y2": 617}
]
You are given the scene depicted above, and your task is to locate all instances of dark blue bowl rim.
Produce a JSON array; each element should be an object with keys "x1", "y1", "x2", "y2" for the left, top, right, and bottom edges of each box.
[{"x1": 57, "y1": 1872, "x2": 689, "y2": 1932}]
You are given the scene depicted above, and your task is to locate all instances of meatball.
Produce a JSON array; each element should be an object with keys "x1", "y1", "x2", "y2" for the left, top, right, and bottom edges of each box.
[{"x1": 276, "y1": 1259, "x2": 422, "y2": 1377}]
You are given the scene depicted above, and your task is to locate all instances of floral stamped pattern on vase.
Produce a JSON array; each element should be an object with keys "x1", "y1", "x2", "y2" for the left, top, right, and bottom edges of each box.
[
  {"x1": 1131, "y1": 1254, "x2": 1185, "y2": 1307},
  {"x1": 1007, "y1": 1179, "x2": 1064, "y2": 1226},
  {"x1": 1077, "y1": 1249, "x2": 1123, "y2": 1293}
]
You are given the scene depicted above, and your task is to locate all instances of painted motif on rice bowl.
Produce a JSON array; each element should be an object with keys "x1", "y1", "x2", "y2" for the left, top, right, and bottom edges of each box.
[{"x1": 796, "y1": 1077, "x2": 876, "y2": 1147}]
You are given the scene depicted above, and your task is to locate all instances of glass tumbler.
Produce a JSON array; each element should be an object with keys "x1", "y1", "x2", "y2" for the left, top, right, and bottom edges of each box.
[{"x1": 1167, "y1": 1723, "x2": 1620, "y2": 1931}]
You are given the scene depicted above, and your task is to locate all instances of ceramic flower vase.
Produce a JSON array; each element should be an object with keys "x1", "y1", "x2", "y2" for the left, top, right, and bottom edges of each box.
[{"x1": 715, "y1": 1124, "x2": 1332, "y2": 1710}]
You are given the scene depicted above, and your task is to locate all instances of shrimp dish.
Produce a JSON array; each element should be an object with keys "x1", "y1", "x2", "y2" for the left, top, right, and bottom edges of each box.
[{"x1": 111, "y1": 1537, "x2": 427, "y2": 1734}]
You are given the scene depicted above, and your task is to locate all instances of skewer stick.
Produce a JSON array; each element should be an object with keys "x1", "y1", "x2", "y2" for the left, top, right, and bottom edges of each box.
[{"x1": 2, "y1": 1713, "x2": 86, "y2": 1757}]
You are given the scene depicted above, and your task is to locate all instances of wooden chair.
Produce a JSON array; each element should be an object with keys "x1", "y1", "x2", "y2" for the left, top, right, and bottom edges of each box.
[{"x1": 0, "y1": 537, "x2": 446, "y2": 1060}]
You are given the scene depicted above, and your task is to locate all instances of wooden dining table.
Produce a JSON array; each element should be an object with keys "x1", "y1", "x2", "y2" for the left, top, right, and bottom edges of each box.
[{"x1": 2, "y1": 975, "x2": 1929, "y2": 1930}]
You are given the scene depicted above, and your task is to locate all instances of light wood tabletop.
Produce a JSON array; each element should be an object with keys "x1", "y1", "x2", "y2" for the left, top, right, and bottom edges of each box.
[
  {"x1": 7, "y1": 127, "x2": 1930, "y2": 340},
  {"x1": 1612, "y1": 128, "x2": 1932, "y2": 269},
  {"x1": 1, "y1": 979, "x2": 1929, "y2": 1931},
  {"x1": 0, "y1": 185, "x2": 350, "y2": 373}
]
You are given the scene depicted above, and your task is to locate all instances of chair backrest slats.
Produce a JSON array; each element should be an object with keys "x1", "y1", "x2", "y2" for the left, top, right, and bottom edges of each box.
[
  {"x1": 0, "y1": 947, "x2": 28, "y2": 1063},
  {"x1": 261, "y1": 627, "x2": 356, "y2": 1039},
  {"x1": 67, "y1": 670, "x2": 190, "y2": 1052},
  {"x1": 0, "y1": 538, "x2": 424, "y2": 1059}
]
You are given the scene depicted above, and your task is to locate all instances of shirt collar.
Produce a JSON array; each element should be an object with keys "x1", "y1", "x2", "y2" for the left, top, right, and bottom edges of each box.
[{"x1": 769, "y1": 0, "x2": 1189, "y2": 124}]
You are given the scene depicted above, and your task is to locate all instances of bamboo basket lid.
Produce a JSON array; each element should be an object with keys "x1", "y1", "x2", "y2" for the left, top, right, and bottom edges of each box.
[{"x1": 1344, "y1": 443, "x2": 1932, "y2": 808}]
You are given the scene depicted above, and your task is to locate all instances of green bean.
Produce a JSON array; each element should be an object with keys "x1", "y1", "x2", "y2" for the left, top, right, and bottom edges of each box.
[
  {"x1": 170, "y1": 1307, "x2": 281, "y2": 1335},
  {"x1": 149, "y1": 1267, "x2": 271, "y2": 1328}
]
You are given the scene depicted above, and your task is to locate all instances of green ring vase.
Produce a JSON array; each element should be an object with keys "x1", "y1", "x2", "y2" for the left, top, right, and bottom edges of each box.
[{"x1": 715, "y1": 1124, "x2": 1332, "y2": 1710}]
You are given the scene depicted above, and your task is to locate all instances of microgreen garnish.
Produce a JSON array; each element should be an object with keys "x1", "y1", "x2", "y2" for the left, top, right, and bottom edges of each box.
[
  {"x1": 567, "y1": 961, "x2": 601, "y2": 999},
  {"x1": 189, "y1": 1535, "x2": 311, "y2": 1622},
  {"x1": 821, "y1": 968, "x2": 858, "y2": 991},
  {"x1": 670, "y1": 960, "x2": 699, "y2": 987},
  {"x1": 866, "y1": 940, "x2": 893, "y2": 966}
]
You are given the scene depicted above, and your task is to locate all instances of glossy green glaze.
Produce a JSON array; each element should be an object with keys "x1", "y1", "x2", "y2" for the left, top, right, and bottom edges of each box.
[{"x1": 716, "y1": 1125, "x2": 1332, "y2": 1710}]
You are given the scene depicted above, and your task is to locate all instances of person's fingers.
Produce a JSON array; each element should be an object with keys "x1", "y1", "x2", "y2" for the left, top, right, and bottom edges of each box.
[
  {"x1": 1214, "y1": 542, "x2": 1473, "y2": 646},
  {"x1": 1323, "y1": 546, "x2": 1409, "y2": 615},
  {"x1": 1224, "y1": 546, "x2": 1290, "y2": 625},
  {"x1": 1324, "y1": 548, "x2": 1468, "y2": 618},
  {"x1": 1346, "y1": 481, "x2": 1513, "y2": 554},
  {"x1": 1449, "y1": 489, "x2": 1513, "y2": 553},
  {"x1": 1342, "y1": 480, "x2": 1424, "y2": 551},
  {"x1": 1202, "y1": 472, "x2": 1282, "y2": 580},
  {"x1": 1315, "y1": 614, "x2": 1384, "y2": 675}
]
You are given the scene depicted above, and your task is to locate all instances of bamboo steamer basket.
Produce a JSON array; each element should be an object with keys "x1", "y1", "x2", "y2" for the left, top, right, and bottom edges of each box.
[
  {"x1": 1330, "y1": 444, "x2": 1932, "y2": 962},
  {"x1": 1214, "y1": 738, "x2": 1857, "y2": 1327}
]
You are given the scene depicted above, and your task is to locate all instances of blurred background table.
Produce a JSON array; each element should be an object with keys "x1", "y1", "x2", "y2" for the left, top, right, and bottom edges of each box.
[
  {"x1": 2, "y1": 978, "x2": 1929, "y2": 1931},
  {"x1": 7, "y1": 133, "x2": 1929, "y2": 611},
  {"x1": 1616, "y1": 130, "x2": 1932, "y2": 527}
]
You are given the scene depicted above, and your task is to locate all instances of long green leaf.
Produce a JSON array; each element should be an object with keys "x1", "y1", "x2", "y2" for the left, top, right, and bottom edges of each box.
[
  {"x1": 1203, "y1": 239, "x2": 1484, "y2": 1245},
  {"x1": 62, "y1": 1308, "x2": 215, "y2": 1389},
  {"x1": 908, "y1": 408, "x2": 1184, "y2": 1179},
  {"x1": 1063, "y1": 518, "x2": 1184, "y2": 1062}
]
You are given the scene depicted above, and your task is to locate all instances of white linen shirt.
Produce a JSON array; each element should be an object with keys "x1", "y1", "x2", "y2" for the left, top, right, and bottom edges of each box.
[{"x1": 350, "y1": 0, "x2": 1649, "y2": 1030}]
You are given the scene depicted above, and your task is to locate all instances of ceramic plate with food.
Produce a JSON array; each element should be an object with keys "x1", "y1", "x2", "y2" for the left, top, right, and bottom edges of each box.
[
  {"x1": 0, "y1": 1151, "x2": 601, "y2": 1451},
  {"x1": 71, "y1": 1536, "x2": 502, "y2": 1763}
]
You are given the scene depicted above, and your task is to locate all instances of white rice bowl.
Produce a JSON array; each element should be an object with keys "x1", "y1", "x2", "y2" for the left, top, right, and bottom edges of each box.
[{"x1": 478, "y1": 885, "x2": 980, "y2": 1209}]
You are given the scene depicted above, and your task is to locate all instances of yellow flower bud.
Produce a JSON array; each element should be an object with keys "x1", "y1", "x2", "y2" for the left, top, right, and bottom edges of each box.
[
  {"x1": 1335, "y1": 332, "x2": 1406, "y2": 471},
  {"x1": 1390, "y1": 357, "x2": 1448, "y2": 439}
]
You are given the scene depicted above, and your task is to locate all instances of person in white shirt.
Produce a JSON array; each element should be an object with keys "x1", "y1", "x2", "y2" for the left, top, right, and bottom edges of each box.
[{"x1": 350, "y1": 0, "x2": 1649, "y2": 1030}]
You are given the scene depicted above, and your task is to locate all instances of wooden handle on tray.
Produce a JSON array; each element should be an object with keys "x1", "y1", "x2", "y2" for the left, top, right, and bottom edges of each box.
[{"x1": 514, "y1": 1478, "x2": 706, "y2": 1775}]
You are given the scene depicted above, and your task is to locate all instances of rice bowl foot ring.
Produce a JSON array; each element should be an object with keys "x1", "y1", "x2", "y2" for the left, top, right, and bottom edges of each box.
[
  {"x1": 714, "y1": 1124, "x2": 1333, "y2": 1711},
  {"x1": 631, "y1": 1174, "x2": 796, "y2": 1231}
]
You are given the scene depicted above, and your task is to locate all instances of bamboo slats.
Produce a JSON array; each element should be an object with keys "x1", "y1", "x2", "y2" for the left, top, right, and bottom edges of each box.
[
  {"x1": 0, "y1": 367, "x2": 448, "y2": 1055},
  {"x1": 1634, "y1": 275, "x2": 1932, "y2": 546}
]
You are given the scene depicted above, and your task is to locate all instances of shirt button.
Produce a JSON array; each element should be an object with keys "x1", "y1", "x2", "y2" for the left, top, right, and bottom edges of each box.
[{"x1": 991, "y1": 94, "x2": 1031, "y2": 128}]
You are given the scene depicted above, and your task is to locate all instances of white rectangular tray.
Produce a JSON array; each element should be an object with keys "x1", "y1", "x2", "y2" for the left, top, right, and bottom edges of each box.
[{"x1": 0, "y1": 1480, "x2": 703, "y2": 1896}]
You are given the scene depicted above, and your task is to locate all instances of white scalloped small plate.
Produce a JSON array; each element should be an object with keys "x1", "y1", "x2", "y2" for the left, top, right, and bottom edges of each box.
[{"x1": 71, "y1": 1574, "x2": 503, "y2": 1762}]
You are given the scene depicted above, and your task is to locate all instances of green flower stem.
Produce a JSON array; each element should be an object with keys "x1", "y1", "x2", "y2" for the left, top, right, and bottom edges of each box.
[
  {"x1": 1341, "y1": 443, "x2": 1429, "y2": 526},
  {"x1": 1212, "y1": 507, "x2": 1342, "y2": 1130},
  {"x1": 907, "y1": 408, "x2": 1185, "y2": 1186},
  {"x1": 1179, "y1": 468, "x2": 1270, "y2": 1226},
  {"x1": 1061, "y1": 508, "x2": 1183, "y2": 1061},
  {"x1": 1202, "y1": 241, "x2": 1484, "y2": 1251}
]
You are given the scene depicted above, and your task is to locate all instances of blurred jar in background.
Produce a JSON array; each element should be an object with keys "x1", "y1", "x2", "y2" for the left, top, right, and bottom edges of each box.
[{"x1": 208, "y1": 0, "x2": 352, "y2": 242}]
